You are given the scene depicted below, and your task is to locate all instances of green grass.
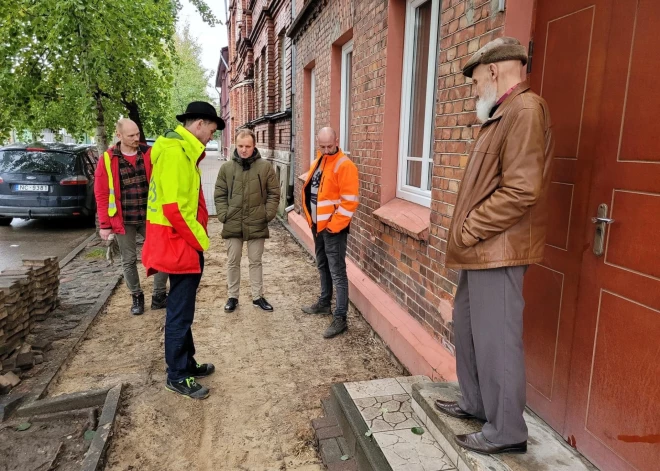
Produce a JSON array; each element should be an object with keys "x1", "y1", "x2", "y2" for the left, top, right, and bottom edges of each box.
[{"x1": 84, "y1": 248, "x2": 107, "y2": 259}]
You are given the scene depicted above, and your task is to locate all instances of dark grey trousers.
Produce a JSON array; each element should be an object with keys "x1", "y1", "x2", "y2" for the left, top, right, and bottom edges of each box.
[
  {"x1": 313, "y1": 228, "x2": 349, "y2": 319},
  {"x1": 454, "y1": 266, "x2": 528, "y2": 444},
  {"x1": 115, "y1": 223, "x2": 167, "y2": 296}
]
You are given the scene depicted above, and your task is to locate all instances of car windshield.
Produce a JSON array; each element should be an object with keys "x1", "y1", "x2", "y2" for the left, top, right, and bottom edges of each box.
[{"x1": 0, "y1": 150, "x2": 76, "y2": 174}]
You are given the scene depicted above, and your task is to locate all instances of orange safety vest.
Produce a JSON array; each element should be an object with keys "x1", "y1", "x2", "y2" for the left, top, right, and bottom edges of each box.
[{"x1": 302, "y1": 148, "x2": 359, "y2": 234}]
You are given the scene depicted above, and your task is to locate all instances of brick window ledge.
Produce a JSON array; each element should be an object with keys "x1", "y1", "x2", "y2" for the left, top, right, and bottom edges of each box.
[{"x1": 373, "y1": 198, "x2": 431, "y2": 241}]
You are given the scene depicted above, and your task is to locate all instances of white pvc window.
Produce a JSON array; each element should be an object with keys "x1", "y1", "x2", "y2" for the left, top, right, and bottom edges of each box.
[
  {"x1": 310, "y1": 68, "x2": 316, "y2": 163},
  {"x1": 340, "y1": 40, "x2": 354, "y2": 154},
  {"x1": 397, "y1": 0, "x2": 440, "y2": 207}
]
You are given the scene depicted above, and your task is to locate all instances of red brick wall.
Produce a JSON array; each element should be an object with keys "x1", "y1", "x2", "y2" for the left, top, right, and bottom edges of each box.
[
  {"x1": 229, "y1": 0, "x2": 292, "y2": 153},
  {"x1": 291, "y1": 0, "x2": 509, "y2": 349}
]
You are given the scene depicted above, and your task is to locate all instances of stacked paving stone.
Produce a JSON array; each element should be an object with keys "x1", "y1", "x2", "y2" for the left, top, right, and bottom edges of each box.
[
  {"x1": 0, "y1": 278, "x2": 30, "y2": 360},
  {"x1": 0, "y1": 291, "x2": 7, "y2": 358},
  {"x1": 22, "y1": 257, "x2": 59, "y2": 321},
  {"x1": 0, "y1": 257, "x2": 60, "y2": 361}
]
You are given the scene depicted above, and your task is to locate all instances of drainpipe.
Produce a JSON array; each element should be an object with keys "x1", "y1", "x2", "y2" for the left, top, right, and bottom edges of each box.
[{"x1": 288, "y1": 0, "x2": 297, "y2": 197}]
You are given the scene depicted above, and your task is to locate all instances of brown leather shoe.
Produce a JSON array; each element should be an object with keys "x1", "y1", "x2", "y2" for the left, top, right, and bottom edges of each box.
[
  {"x1": 455, "y1": 432, "x2": 527, "y2": 455},
  {"x1": 434, "y1": 400, "x2": 480, "y2": 420}
]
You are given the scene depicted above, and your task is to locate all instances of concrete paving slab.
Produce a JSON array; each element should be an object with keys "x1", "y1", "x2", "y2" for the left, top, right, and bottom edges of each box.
[{"x1": 412, "y1": 382, "x2": 598, "y2": 471}]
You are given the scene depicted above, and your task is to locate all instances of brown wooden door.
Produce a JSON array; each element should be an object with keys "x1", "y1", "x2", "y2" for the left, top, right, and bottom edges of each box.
[
  {"x1": 524, "y1": 0, "x2": 613, "y2": 433},
  {"x1": 563, "y1": 1, "x2": 660, "y2": 470},
  {"x1": 527, "y1": 1, "x2": 660, "y2": 470}
]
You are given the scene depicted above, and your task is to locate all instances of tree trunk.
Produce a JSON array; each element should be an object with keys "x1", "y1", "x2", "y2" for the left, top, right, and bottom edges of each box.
[
  {"x1": 94, "y1": 88, "x2": 108, "y2": 152},
  {"x1": 122, "y1": 96, "x2": 145, "y2": 143}
]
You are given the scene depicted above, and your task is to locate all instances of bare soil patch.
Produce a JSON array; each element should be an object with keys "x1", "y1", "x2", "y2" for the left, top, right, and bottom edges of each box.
[{"x1": 49, "y1": 220, "x2": 404, "y2": 470}]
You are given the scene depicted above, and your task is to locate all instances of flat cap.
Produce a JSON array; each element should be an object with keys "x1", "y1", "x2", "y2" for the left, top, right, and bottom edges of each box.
[{"x1": 463, "y1": 37, "x2": 528, "y2": 78}]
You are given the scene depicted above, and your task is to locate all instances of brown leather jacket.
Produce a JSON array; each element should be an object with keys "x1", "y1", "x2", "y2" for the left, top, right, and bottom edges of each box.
[{"x1": 446, "y1": 84, "x2": 554, "y2": 270}]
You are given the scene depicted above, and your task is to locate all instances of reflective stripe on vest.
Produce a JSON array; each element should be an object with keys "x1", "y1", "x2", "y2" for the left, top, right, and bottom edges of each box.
[
  {"x1": 334, "y1": 156, "x2": 349, "y2": 173},
  {"x1": 103, "y1": 152, "x2": 117, "y2": 216}
]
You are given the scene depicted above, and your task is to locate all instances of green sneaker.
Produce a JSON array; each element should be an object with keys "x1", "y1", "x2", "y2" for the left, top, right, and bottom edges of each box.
[{"x1": 166, "y1": 377, "x2": 209, "y2": 399}]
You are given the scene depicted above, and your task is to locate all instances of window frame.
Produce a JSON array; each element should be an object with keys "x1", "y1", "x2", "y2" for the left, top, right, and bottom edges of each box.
[
  {"x1": 310, "y1": 67, "x2": 316, "y2": 163},
  {"x1": 339, "y1": 40, "x2": 354, "y2": 154},
  {"x1": 396, "y1": 0, "x2": 440, "y2": 208}
]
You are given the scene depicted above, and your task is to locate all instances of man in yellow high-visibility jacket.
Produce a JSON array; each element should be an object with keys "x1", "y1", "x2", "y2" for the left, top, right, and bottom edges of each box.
[{"x1": 142, "y1": 102, "x2": 224, "y2": 400}]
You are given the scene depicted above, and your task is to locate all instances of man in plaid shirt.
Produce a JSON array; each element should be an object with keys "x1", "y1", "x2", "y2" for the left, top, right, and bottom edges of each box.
[{"x1": 94, "y1": 119, "x2": 168, "y2": 315}]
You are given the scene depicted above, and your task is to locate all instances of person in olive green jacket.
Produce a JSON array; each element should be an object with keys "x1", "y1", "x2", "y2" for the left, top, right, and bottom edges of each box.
[{"x1": 214, "y1": 129, "x2": 280, "y2": 312}]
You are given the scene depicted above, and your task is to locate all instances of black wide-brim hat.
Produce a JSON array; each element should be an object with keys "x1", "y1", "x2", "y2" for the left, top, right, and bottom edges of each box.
[{"x1": 176, "y1": 101, "x2": 226, "y2": 130}]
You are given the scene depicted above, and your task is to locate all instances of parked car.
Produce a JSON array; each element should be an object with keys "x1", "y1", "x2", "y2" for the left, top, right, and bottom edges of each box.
[
  {"x1": 145, "y1": 138, "x2": 156, "y2": 147},
  {"x1": 206, "y1": 140, "x2": 219, "y2": 151},
  {"x1": 0, "y1": 143, "x2": 99, "y2": 225}
]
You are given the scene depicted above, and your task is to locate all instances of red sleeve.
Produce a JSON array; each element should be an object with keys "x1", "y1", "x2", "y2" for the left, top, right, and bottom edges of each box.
[
  {"x1": 144, "y1": 147, "x2": 153, "y2": 182},
  {"x1": 94, "y1": 156, "x2": 111, "y2": 229}
]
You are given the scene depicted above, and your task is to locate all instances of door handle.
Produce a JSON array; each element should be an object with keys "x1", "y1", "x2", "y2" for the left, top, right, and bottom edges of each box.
[
  {"x1": 592, "y1": 204, "x2": 613, "y2": 257},
  {"x1": 591, "y1": 217, "x2": 615, "y2": 225}
]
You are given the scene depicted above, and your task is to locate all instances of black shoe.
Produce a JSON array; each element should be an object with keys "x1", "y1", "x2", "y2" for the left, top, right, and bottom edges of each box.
[
  {"x1": 131, "y1": 293, "x2": 145, "y2": 316},
  {"x1": 434, "y1": 400, "x2": 482, "y2": 420},
  {"x1": 165, "y1": 377, "x2": 209, "y2": 400},
  {"x1": 455, "y1": 432, "x2": 527, "y2": 455},
  {"x1": 224, "y1": 298, "x2": 239, "y2": 312},
  {"x1": 253, "y1": 297, "x2": 273, "y2": 311},
  {"x1": 323, "y1": 317, "x2": 347, "y2": 338},
  {"x1": 301, "y1": 301, "x2": 331, "y2": 315},
  {"x1": 189, "y1": 362, "x2": 215, "y2": 378},
  {"x1": 151, "y1": 292, "x2": 167, "y2": 310}
]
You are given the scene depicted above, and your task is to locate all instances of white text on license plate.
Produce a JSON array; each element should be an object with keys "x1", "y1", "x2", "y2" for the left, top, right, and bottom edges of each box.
[{"x1": 17, "y1": 185, "x2": 49, "y2": 192}]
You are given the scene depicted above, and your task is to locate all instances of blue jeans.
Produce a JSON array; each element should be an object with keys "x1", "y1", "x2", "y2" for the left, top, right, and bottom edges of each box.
[
  {"x1": 313, "y1": 228, "x2": 349, "y2": 319},
  {"x1": 165, "y1": 252, "x2": 204, "y2": 382}
]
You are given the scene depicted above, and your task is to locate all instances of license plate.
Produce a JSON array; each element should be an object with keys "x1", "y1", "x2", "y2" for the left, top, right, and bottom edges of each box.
[{"x1": 16, "y1": 184, "x2": 49, "y2": 192}]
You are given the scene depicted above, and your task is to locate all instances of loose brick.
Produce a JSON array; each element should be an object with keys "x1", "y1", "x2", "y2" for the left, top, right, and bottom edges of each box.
[
  {"x1": 316, "y1": 425, "x2": 343, "y2": 441},
  {"x1": 16, "y1": 352, "x2": 34, "y2": 369},
  {"x1": 327, "y1": 460, "x2": 358, "y2": 471},
  {"x1": 312, "y1": 416, "x2": 339, "y2": 430},
  {"x1": 319, "y1": 438, "x2": 344, "y2": 464}
]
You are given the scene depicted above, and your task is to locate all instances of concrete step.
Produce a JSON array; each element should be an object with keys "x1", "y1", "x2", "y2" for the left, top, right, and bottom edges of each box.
[
  {"x1": 411, "y1": 382, "x2": 599, "y2": 471},
  {"x1": 328, "y1": 376, "x2": 458, "y2": 471}
]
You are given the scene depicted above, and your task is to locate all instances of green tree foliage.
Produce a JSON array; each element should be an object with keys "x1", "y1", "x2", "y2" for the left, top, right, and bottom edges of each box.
[
  {"x1": 0, "y1": 0, "x2": 217, "y2": 147},
  {"x1": 167, "y1": 23, "x2": 213, "y2": 130}
]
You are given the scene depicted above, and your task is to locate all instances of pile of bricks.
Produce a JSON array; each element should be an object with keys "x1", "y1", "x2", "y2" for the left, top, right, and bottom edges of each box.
[
  {"x1": 0, "y1": 277, "x2": 32, "y2": 360},
  {"x1": 0, "y1": 291, "x2": 7, "y2": 358},
  {"x1": 0, "y1": 257, "x2": 60, "y2": 362},
  {"x1": 23, "y1": 257, "x2": 60, "y2": 321}
]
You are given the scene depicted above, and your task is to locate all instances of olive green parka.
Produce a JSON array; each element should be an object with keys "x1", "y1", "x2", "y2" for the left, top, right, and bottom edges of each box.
[{"x1": 214, "y1": 149, "x2": 280, "y2": 240}]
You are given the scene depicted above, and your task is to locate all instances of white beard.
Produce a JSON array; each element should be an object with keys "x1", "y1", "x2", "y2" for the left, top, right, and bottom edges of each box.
[{"x1": 476, "y1": 83, "x2": 498, "y2": 123}]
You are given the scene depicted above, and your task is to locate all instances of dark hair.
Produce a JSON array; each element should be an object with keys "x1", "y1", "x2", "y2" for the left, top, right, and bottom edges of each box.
[{"x1": 235, "y1": 129, "x2": 256, "y2": 145}]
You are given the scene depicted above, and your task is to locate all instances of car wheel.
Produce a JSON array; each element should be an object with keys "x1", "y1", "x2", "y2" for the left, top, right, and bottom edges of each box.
[{"x1": 0, "y1": 217, "x2": 13, "y2": 226}]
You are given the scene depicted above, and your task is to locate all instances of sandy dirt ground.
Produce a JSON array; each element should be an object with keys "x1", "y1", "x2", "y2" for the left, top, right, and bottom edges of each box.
[{"x1": 48, "y1": 220, "x2": 404, "y2": 471}]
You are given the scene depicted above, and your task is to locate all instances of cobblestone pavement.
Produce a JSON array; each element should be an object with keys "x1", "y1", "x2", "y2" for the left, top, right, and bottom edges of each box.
[
  {"x1": 1, "y1": 236, "x2": 122, "y2": 423},
  {"x1": 58, "y1": 238, "x2": 121, "y2": 306}
]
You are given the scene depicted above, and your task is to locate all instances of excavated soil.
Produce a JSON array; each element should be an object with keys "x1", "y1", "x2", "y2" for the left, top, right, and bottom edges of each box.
[{"x1": 49, "y1": 220, "x2": 404, "y2": 470}]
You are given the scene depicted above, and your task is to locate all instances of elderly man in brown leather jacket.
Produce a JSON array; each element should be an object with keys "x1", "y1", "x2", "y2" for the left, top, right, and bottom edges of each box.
[{"x1": 435, "y1": 38, "x2": 555, "y2": 455}]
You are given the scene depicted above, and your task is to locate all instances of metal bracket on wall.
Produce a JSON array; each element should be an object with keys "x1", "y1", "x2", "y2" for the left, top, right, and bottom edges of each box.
[{"x1": 498, "y1": 0, "x2": 506, "y2": 12}]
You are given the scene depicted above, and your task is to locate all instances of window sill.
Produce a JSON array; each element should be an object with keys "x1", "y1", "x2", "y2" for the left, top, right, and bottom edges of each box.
[
  {"x1": 373, "y1": 198, "x2": 431, "y2": 241},
  {"x1": 298, "y1": 171, "x2": 309, "y2": 183}
]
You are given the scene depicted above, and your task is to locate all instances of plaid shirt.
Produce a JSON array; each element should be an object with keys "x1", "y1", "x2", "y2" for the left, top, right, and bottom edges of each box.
[{"x1": 114, "y1": 147, "x2": 148, "y2": 225}]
